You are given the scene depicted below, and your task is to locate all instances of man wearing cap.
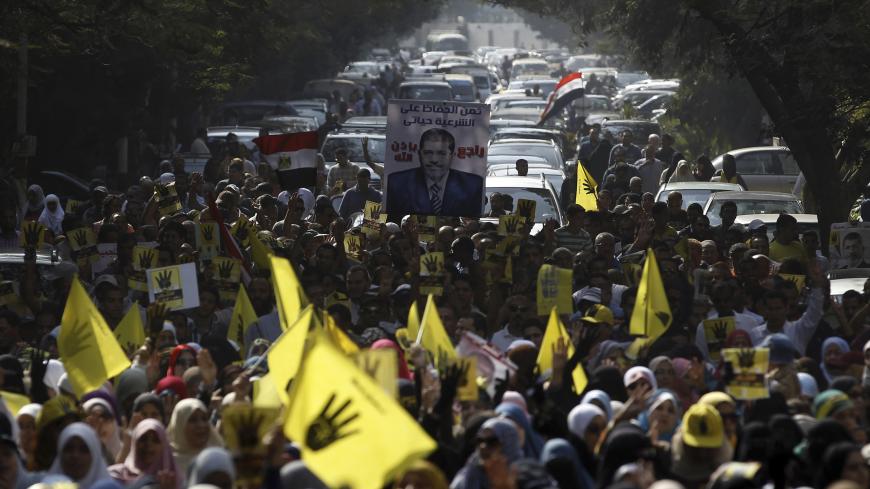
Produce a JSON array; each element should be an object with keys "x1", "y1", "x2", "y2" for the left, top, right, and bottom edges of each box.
[
  {"x1": 749, "y1": 263, "x2": 825, "y2": 355},
  {"x1": 769, "y1": 213, "x2": 808, "y2": 265},
  {"x1": 671, "y1": 403, "x2": 731, "y2": 485},
  {"x1": 338, "y1": 168, "x2": 382, "y2": 220}
]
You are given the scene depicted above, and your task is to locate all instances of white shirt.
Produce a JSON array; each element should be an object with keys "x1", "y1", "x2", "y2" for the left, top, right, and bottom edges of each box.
[
  {"x1": 750, "y1": 287, "x2": 824, "y2": 356},
  {"x1": 490, "y1": 326, "x2": 523, "y2": 353}
]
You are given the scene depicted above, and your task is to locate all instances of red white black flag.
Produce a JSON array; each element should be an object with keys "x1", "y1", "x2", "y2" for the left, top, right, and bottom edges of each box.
[
  {"x1": 538, "y1": 73, "x2": 584, "y2": 126},
  {"x1": 254, "y1": 130, "x2": 319, "y2": 190}
]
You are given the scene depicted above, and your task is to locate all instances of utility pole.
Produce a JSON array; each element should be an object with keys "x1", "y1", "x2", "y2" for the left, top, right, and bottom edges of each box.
[{"x1": 16, "y1": 33, "x2": 27, "y2": 136}]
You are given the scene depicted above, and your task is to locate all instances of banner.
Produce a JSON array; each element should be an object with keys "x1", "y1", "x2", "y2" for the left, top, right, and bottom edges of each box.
[
  {"x1": 536, "y1": 265, "x2": 573, "y2": 315},
  {"x1": 830, "y1": 222, "x2": 870, "y2": 269},
  {"x1": 384, "y1": 100, "x2": 489, "y2": 217},
  {"x1": 722, "y1": 347, "x2": 770, "y2": 400},
  {"x1": 146, "y1": 262, "x2": 200, "y2": 310},
  {"x1": 455, "y1": 332, "x2": 517, "y2": 397},
  {"x1": 155, "y1": 182, "x2": 181, "y2": 216},
  {"x1": 362, "y1": 201, "x2": 386, "y2": 237},
  {"x1": 703, "y1": 316, "x2": 735, "y2": 362}
]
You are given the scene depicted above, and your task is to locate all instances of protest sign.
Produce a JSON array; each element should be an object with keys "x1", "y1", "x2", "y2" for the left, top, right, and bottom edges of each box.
[
  {"x1": 455, "y1": 332, "x2": 517, "y2": 397},
  {"x1": 362, "y1": 201, "x2": 386, "y2": 237},
  {"x1": 212, "y1": 256, "x2": 241, "y2": 302},
  {"x1": 344, "y1": 233, "x2": 364, "y2": 261},
  {"x1": 516, "y1": 199, "x2": 537, "y2": 221},
  {"x1": 91, "y1": 243, "x2": 117, "y2": 277},
  {"x1": 415, "y1": 215, "x2": 439, "y2": 243},
  {"x1": 18, "y1": 221, "x2": 45, "y2": 248},
  {"x1": 147, "y1": 262, "x2": 200, "y2": 310},
  {"x1": 722, "y1": 347, "x2": 770, "y2": 400},
  {"x1": 778, "y1": 273, "x2": 806, "y2": 290},
  {"x1": 498, "y1": 215, "x2": 526, "y2": 237},
  {"x1": 536, "y1": 265, "x2": 573, "y2": 315},
  {"x1": 384, "y1": 100, "x2": 490, "y2": 217},
  {"x1": 420, "y1": 251, "x2": 445, "y2": 296},
  {"x1": 703, "y1": 316, "x2": 735, "y2": 362},
  {"x1": 155, "y1": 182, "x2": 181, "y2": 216},
  {"x1": 197, "y1": 222, "x2": 221, "y2": 262},
  {"x1": 830, "y1": 222, "x2": 870, "y2": 269},
  {"x1": 129, "y1": 244, "x2": 158, "y2": 292}
]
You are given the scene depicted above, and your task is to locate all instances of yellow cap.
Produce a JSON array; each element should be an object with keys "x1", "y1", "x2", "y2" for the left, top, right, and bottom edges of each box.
[{"x1": 682, "y1": 403, "x2": 724, "y2": 448}]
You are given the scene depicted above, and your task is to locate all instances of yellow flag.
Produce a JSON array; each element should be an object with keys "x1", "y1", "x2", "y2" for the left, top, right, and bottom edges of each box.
[
  {"x1": 321, "y1": 311, "x2": 359, "y2": 355},
  {"x1": 250, "y1": 233, "x2": 274, "y2": 270},
  {"x1": 227, "y1": 285, "x2": 258, "y2": 355},
  {"x1": 269, "y1": 255, "x2": 309, "y2": 329},
  {"x1": 114, "y1": 305, "x2": 146, "y2": 358},
  {"x1": 284, "y1": 332, "x2": 436, "y2": 489},
  {"x1": 0, "y1": 390, "x2": 30, "y2": 416},
  {"x1": 267, "y1": 305, "x2": 316, "y2": 404},
  {"x1": 629, "y1": 249, "x2": 672, "y2": 342},
  {"x1": 536, "y1": 307, "x2": 588, "y2": 394},
  {"x1": 415, "y1": 295, "x2": 456, "y2": 368},
  {"x1": 354, "y1": 349, "x2": 399, "y2": 398},
  {"x1": 252, "y1": 373, "x2": 283, "y2": 409},
  {"x1": 575, "y1": 161, "x2": 599, "y2": 211},
  {"x1": 535, "y1": 264, "x2": 573, "y2": 316},
  {"x1": 406, "y1": 301, "x2": 421, "y2": 340},
  {"x1": 59, "y1": 278, "x2": 131, "y2": 397}
]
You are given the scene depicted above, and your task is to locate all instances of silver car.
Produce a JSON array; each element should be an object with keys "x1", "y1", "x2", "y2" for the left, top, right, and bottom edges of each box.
[{"x1": 711, "y1": 146, "x2": 800, "y2": 194}]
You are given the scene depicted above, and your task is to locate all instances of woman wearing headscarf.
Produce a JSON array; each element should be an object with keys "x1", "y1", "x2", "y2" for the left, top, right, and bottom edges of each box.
[
  {"x1": 0, "y1": 413, "x2": 41, "y2": 489},
  {"x1": 187, "y1": 447, "x2": 235, "y2": 489},
  {"x1": 82, "y1": 397, "x2": 122, "y2": 461},
  {"x1": 637, "y1": 390, "x2": 681, "y2": 444},
  {"x1": 108, "y1": 418, "x2": 180, "y2": 489},
  {"x1": 667, "y1": 160, "x2": 694, "y2": 184},
  {"x1": 166, "y1": 399, "x2": 223, "y2": 476},
  {"x1": 587, "y1": 341, "x2": 630, "y2": 373},
  {"x1": 48, "y1": 422, "x2": 111, "y2": 489},
  {"x1": 34, "y1": 395, "x2": 81, "y2": 470},
  {"x1": 115, "y1": 392, "x2": 168, "y2": 467},
  {"x1": 38, "y1": 194, "x2": 65, "y2": 236},
  {"x1": 115, "y1": 368, "x2": 149, "y2": 423},
  {"x1": 395, "y1": 460, "x2": 449, "y2": 489},
  {"x1": 155, "y1": 376, "x2": 189, "y2": 418},
  {"x1": 166, "y1": 345, "x2": 197, "y2": 378},
  {"x1": 567, "y1": 404, "x2": 606, "y2": 454},
  {"x1": 587, "y1": 366, "x2": 628, "y2": 403},
  {"x1": 817, "y1": 442, "x2": 869, "y2": 489},
  {"x1": 495, "y1": 402, "x2": 544, "y2": 459},
  {"x1": 580, "y1": 390, "x2": 613, "y2": 422},
  {"x1": 16, "y1": 404, "x2": 40, "y2": 468},
  {"x1": 596, "y1": 424, "x2": 656, "y2": 489},
  {"x1": 280, "y1": 461, "x2": 328, "y2": 489},
  {"x1": 541, "y1": 438, "x2": 594, "y2": 489},
  {"x1": 371, "y1": 339, "x2": 413, "y2": 380},
  {"x1": 450, "y1": 418, "x2": 523, "y2": 489},
  {"x1": 24, "y1": 184, "x2": 45, "y2": 221},
  {"x1": 820, "y1": 337, "x2": 851, "y2": 384}
]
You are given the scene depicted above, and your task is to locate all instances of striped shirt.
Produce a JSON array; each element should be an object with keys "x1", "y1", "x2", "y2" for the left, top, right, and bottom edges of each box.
[
  {"x1": 555, "y1": 226, "x2": 592, "y2": 254},
  {"x1": 327, "y1": 163, "x2": 360, "y2": 191}
]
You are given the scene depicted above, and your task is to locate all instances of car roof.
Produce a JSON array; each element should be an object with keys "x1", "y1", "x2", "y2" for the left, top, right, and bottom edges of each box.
[
  {"x1": 712, "y1": 146, "x2": 791, "y2": 160},
  {"x1": 601, "y1": 119, "x2": 660, "y2": 126},
  {"x1": 325, "y1": 132, "x2": 385, "y2": 139},
  {"x1": 658, "y1": 182, "x2": 744, "y2": 192},
  {"x1": 708, "y1": 191, "x2": 799, "y2": 200},
  {"x1": 485, "y1": 175, "x2": 553, "y2": 188},
  {"x1": 733, "y1": 213, "x2": 818, "y2": 224},
  {"x1": 399, "y1": 81, "x2": 451, "y2": 87},
  {"x1": 489, "y1": 164, "x2": 563, "y2": 175},
  {"x1": 490, "y1": 138, "x2": 555, "y2": 146},
  {"x1": 487, "y1": 156, "x2": 550, "y2": 164}
]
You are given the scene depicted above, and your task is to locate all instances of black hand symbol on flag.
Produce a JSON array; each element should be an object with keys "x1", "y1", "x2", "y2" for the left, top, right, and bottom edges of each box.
[
  {"x1": 655, "y1": 311, "x2": 670, "y2": 327},
  {"x1": 139, "y1": 250, "x2": 155, "y2": 270},
  {"x1": 306, "y1": 393, "x2": 360, "y2": 451},
  {"x1": 422, "y1": 255, "x2": 440, "y2": 274},
  {"x1": 583, "y1": 178, "x2": 596, "y2": 195},
  {"x1": 712, "y1": 321, "x2": 729, "y2": 341},
  {"x1": 156, "y1": 270, "x2": 173, "y2": 290},
  {"x1": 517, "y1": 201, "x2": 533, "y2": 219},
  {"x1": 505, "y1": 217, "x2": 519, "y2": 234},
  {"x1": 737, "y1": 348, "x2": 755, "y2": 368},
  {"x1": 218, "y1": 261, "x2": 234, "y2": 279},
  {"x1": 202, "y1": 225, "x2": 214, "y2": 241}
]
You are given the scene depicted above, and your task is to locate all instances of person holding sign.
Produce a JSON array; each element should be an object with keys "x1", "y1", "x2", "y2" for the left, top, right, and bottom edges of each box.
[{"x1": 386, "y1": 128, "x2": 484, "y2": 217}]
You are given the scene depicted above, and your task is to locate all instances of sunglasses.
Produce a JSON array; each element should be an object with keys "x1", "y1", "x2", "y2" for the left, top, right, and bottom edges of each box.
[{"x1": 476, "y1": 435, "x2": 500, "y2": 447}]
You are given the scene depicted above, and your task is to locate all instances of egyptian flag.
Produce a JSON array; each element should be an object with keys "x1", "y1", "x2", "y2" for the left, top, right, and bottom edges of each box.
[
  {"x1": 254, "y1": 130, "x2": 319, "y2": 190},
  {"x1": 538, "y1": 72, "x2": 584, "y2": 126}
]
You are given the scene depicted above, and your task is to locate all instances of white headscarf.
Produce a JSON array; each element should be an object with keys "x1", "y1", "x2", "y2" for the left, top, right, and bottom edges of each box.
[
  {"x1": 48, "y1": 422, "x2": 110, "y2": 489},
  {"x1": 567, "y1": 403, "x2": 606, "y2": 438},
  {"x1": 44, "y1": 359, "x2": 66, "y2": 394},
  {"x1": 167, "y1": 399, "x2": 223, "y2": 476},
  {"x1": 37, "y1": 194, "x2": 65, "y2": 235},
  {"x1": 82, "y1": 398, "x2": 122, "y2": 459}
]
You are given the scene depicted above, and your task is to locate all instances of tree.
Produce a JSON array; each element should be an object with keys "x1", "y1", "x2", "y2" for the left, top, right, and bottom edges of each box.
[{"x1": 495, "y1": 0, "x2": 870, "y2": 251}]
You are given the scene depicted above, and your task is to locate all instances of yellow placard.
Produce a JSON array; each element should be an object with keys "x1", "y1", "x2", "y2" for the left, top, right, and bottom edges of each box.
[
  {"x1": 231, "y1": 218, "x2": 254, "y2": 247},
  {"x1": 415, "y1": 215, "x2": 438, "y2": 243},
  {"x1": 149, "y1": 265, "x2": 183, "y2": 309},
  {"x1": 65, "y1": 199, "x2": 85, "y2": 215},
  {"x1": 363, "y1": 201, "x2": 386, "y2": 237},
  {"x1": 778, "y1": 273, "x2": 806, "y2": 290},
  {"x1": 345, "y1": 234, "x2": 364, "y2": 260},
  {"x1": 68, "y1": 227, "x2": 97, "y2": 252},
  {"x1": 703, "y1": 316, "x2": 736, "y2": 362},
  {"x1": 155, "y1": 182, "x2": 182, "y2": 216},
  {"x1": 133, "y1": 246, "x2": 158, "y2": 271},
  {"x1": 536, "y1": 265, "x2": 573, "y2": 316},
  {"x1": 212, "y1": 256, "x2": 241, "y2": 302},
  {"x1": 18, "y1": 221, "x2": 46, "y2": 248},
  {"x1": 354, "y1": 349, "x2": 399, "y2": 399},
  {"x1": 498, "y1": 215, "x2": 526, "y2": 237},
  {"x1": 722, "y1": 348, "x2": 770, "y2": 400},
  {"x1": 456, "y1": 356, "x2": 479, "y2": 401},
  {"x1": 516, "y1": 199, "x2": 537, "y2": 222},
  {"x1": 420, "y1": 252, "x2": 445, "y2": 277},
  {"x1": 198, "y1": 222, "x2": 221, "y2": 261}
]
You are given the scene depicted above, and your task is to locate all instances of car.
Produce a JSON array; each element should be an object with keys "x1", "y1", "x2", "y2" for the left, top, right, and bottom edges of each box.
[
  {"x1": 214, "y1": 101, "x2": 298, "y2": 125},
  {"x1": 635, "y1": 93, "x2": 673, "y2": 119},
  {"x1": 703, "y1": 191, "x2": 804, "y2": 226},
  {"x1": 320, "y1": 132, "x2": 387, "y2": 189},
  {"x1": 655, "y1": 182, "x2": 744, "y2": 209},
  {"x1": 498, "y1": 99, "x2": 548, "y2": 111},
  {"x1": 491, "y1": 128, "x2": 566, "y2": 150},
  {"x1": 487, "y1": 93, "x2": 539, "y2": 112},
  {"x1": 506, "y1": 78, "x2": 558, "y2": 96},
  {"x1": 440, "y1": 64, "x2": 499, "y2": 100},
  {"x1": 711, "y1": 146, "x2": 801, "y2": 193},
  {"x1": 253, "y1": 116, "x2": 319, "y2": 133},
  {"x1": 829, "y1": 268, "x2": 870, "y2": 301},
  {"x1": 339, "y1": 61, "x2": 382, "y2": 82},
  {"x1": 612, "y1": 89, "x2": 675, "y2": 109},
  {"x1": 487, "y1": 163, "x2": 566, "y2": 191},
  {"x1": 489, "y1": 108, "x2": 545, "y2": 124},
  {"x1": 33, "y1": 171, "x2": 92, "y2": 206},
  {"x1": 733, "y1": 214, "x2": 818, "y2": 242},
  {"x1": 488, "y1": 139, "x2": 565, "y2": 171},
  {"x1": 484, "y1": 175, "x2": 565, "y2": 228},
  {"x1": 421, "y1": 51, "x2": 449, "y2": 66},
  {"x1": 302, "y1": 79, "x2": 363, "y2": 102},
  {"x1": 425, "y1": 33, "x2": 469, "y2": 53},
  {"x1": 207, "y1": 126, "x2": 261, "y2": 150},
  {"x1": 342, "y1": 116, "x2": 387, "y2": 131},
  {"x1": 437, "y1": 55, "x2": 476, "y2": 67},
  {"x1": 396, "y1": 81, "x2": 453, "y2": 101},
  {"x1": 0, "y1": 249, "x2": 67, "y2": 302},
  {"x1": 600, "y1": 120, "x2": 662, "y2": 143},
  {"x1": 443, "y1": 74, "x2": 478, "y2": 102},
  {"x1": 565, "y1": 54, "x2": 605, "y2": 72},
  {"x1": 616, "y1": 71, "x2": 650, "y2": 88}
]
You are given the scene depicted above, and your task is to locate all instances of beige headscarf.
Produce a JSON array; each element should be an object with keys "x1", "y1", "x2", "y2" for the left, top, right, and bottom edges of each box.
[
  {"x1": 668, "y1": 160, "x2": 694, "y2": 183},
  {"x1": 166, "y1": 398, "x2": 223, "y2": 476}
]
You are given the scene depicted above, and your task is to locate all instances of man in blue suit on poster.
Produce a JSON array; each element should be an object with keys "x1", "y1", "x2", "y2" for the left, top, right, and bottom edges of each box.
[{"x1": 386, "y1": 128, "x2": 484, "y2": 217}]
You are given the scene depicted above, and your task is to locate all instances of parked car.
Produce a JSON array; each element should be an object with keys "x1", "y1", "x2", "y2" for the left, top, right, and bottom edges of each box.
[
  {"x1": 320, "y1": 132, "x2": 386, "y2": 189},
  {"x1": 487, "y1": 163, "x2": 566, "y2": 192},
  {"x1": 506, "y1": 78, "x2": 558, "y2": 96},
  {"x1": 829, "y1": 268, "x2": 870, "y2": 301},
  {"x1": 491, "y1": 128, "x2": 566, "y2": 153},
  {"x1": 655, "y1": 182, "x2": 744, "y2": 209},
  {"x1": 488, "y1": 139, "x2": 565, "y2": 171},
  {"x1": 484, "y1": 176, "x2": 565, "y2": 229},
  {"x1": 711, "y1": 146, "x2": 800, "y2": 194},
  {"x1": 214, "y1": 101, "x2": 298, "y2": 125},
  {"x1": 443, "y1": 74, "x2": 478, "y2": 102},
  {"x1": 302, "y1": 79, "x2": 363, "y2": 102},
  {"x1": 703, "y1": 191, "x2": 804, "y2": 226},
  {"x1": 510, "y1": 59, "x2": 551, "y2": 79},
  {"x1": 733, "y1": 214, "x2": 818, "y2": 242},
  {"x1": 600, "y1": 120, "x2": 662, "y2": 142}
]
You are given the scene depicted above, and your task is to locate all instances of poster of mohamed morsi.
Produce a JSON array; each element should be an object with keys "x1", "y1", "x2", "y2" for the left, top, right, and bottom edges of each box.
[{"x1": 384, "y1": 100, "x2": 490, "y2": 218}]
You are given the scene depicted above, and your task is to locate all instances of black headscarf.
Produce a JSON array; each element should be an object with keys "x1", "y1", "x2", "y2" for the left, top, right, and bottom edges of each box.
[
  {"x1": 736, "y1": 422, "x2": 771, "y2": 462},
  {"x1": 597, "y1": 423, "x2": 653, "y2": 489},
  {"x1": 0, "y1": 355, "x2": 25, "y2": 394},
  {"x1": 818, "y1": 442, "x2": 862, "y2": 489},
  {"x1": 586, "y1": 366, "x2": 628, "y2": 403}
]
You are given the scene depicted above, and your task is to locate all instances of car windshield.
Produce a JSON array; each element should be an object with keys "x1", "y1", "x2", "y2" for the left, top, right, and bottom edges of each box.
[
  {"x1": 707, "y1": 199, "x2": 803, "y2": 225},
  {"x1": 321, "y1": 137, "x2": 386, "y2": 163},
  {"x1": 657, "y1": 189, "x2": 718, "y2": 209},
  {"x1": 488, "y1": 144, "x2": 559, "y2": 168},
  {"x1": 486, "y1": 187, "x2": 559, "y2": 221},
  {"x1": 449, "y1": 83, "x2": 475, "y2": 101},
  {"x1": 400, "y1": 85, "x2": 452, "y2": 100},
  {"x1": 504, "y1": 100, "x2": 546, "y2": 109}
]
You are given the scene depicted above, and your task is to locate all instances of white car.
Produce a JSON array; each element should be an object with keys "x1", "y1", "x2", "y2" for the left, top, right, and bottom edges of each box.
[
  {"x1": 488, "y1": 139, "x2": 565, "y2": 171},
  {"x1": 711, "y1": 146, "x2": 800, "y2": 194},
  {"x1": 484, "y1": 175, "x2": 565, "y2": 228},
  {"x1": 733, "y1": 214, "x2": 818, "y2": 241},
  {"x1": 487, "y1": 162, "x2": 566, "y2": 191},
  {"x1": 655, "y1": 182, "x2": 744, "y2": 209},
  {"x1": 703, "y1": 191, "x2": 804, "y2": 227}
]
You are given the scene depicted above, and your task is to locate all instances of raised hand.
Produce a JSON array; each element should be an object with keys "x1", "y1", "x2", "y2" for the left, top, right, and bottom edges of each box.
[
  {"x1": 73, "y1": 229, "x2": 89, "y2": 248},
  {"x1": 146, "y1": 302, "x2": 168, "y2": 336},
  {"x1": 197, "y1": 349, "x2": 218, "y2": 388},
  {"x1": 306, "y1": 393, "x2": 360, "y2": 450}
]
